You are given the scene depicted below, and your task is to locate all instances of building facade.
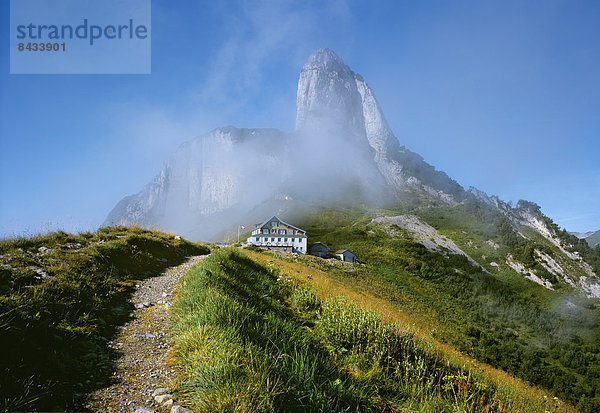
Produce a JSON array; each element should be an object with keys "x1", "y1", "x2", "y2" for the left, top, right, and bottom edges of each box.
[{"x1": 247, "y1": 215, "x2": 307, "y2": 254}]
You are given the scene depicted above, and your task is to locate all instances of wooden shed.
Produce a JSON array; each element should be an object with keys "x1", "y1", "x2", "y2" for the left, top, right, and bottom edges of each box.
[
  {"x1": 310, "y1": 242, "x2": 329, "y2": 257},
  {"x1": 335, "y1": 249, "x2": 357, "y2": 263}
]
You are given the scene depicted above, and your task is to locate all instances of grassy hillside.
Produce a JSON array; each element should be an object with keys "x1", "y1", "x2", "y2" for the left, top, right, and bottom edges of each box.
[
  {"x1": 0, "y1": 226, "x2": 210, "y2": 412},
  {"x1": 293, "y1": 206, "x2": 600, "y2": 412},
  {"x1": 168, "y1": 248, "x2": 568, "y2": 412}
]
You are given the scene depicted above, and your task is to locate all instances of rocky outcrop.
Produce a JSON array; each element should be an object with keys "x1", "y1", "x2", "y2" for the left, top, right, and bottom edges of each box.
[{"x1": 467, "y1": 186, "x2": 511, "y2": 213}]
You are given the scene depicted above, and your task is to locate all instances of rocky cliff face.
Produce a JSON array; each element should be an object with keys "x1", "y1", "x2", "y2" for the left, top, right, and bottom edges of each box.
[
  {"x1": 105, "y1": 49, "x2": 468, "y2": 239},
  {"x1": 296, "y1": 49, "x2": 365, "y2": 137},
  {"x1": 105, "y1": 127, "x2": 289, "y2": 238},
  {"x1": 295, "y1": 49, "x2": 465, "y2": 200}
]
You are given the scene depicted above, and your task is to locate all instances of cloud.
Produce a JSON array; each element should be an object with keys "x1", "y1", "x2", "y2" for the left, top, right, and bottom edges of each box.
[{"x1": 191, "y1": 0, "x2": 352, "y2": 120}]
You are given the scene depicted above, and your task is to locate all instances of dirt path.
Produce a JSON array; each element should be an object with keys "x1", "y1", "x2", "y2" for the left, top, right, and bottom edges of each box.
[{"x1": 87, "y1": 255, "x2": 208, "y2": 413}]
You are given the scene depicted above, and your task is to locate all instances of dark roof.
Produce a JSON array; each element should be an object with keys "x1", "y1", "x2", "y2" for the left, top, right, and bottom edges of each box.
[
  {"x1": 258, "y1": 215, "x2": 305, "y2": 233},
  {"x1": 256, "y1": 233, "x2": 307, "y2": 238},
  {"x1": 312, "y1": 242, "x2": 328, "y2": 247}
]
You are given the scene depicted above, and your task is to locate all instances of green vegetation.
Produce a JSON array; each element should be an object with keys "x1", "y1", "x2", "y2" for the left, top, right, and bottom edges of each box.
[
  {"x1": 170, "y1": 249, "x2": 372, "y2": 412},
  {"x1": 169, "y1": 248, "x2": 549, "y2": 412},
  {"x1": 297, "y1": 205, "x2": 600, "y2": 412},
  {"x1": 0, "y1": 226, "x2": 209, "y2": 412}
]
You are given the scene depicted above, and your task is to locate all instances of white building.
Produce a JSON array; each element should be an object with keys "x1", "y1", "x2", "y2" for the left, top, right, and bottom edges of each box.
[{"x1": 247, "y1": 215, "x2": 307, "y2": 254}]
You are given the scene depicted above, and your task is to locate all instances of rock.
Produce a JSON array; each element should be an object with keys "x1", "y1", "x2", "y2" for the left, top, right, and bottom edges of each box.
[
  {"x1": 28, "y1": 266, "x2": 52, "y2": 279},
  {"x1": 38, "y1": 246, "x2": 50, "y2": 253},
  {"x1": 134, "y1": 408, "x2": 156, "y2": 413},
  {"x1": 154, "y1": 394, "x2": 173, "y2": 404},
  {"x1": 133, "y1": 333, "x2": 156, "y2": 340},
  {"x1": 163, "y1": 399, "x2": 173, "y2": 408},
  {"x1": 135, "y1": 302, "x2": 151, "y2": 309},
  {"x1": 171, "y1": 406, "x2": 193, "y2": 413},
  {"x1": 152, "y1": 387, "x2": 171, "y2": 397}
]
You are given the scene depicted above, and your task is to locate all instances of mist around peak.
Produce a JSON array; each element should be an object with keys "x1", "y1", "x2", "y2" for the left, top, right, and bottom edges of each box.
[{"x1": 105, "y1": 48, "x2": 467, "y2": 240}]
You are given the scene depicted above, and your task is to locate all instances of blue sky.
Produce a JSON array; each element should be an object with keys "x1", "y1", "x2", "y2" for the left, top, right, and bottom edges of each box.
[{"x1": 1, "y1": 0, "x2": 599, "y2": 236}]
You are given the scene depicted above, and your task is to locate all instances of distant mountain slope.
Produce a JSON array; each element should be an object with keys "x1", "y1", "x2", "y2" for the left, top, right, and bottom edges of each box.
[
  {"x1": 570, "y1": 231, "x2": 595, "y2": 239},
  {"x1": 586, "y1": 230, "x2": 600, "y2": 247}
]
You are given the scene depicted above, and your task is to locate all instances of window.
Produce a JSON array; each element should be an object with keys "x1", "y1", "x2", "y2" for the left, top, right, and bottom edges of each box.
[
  {"x1": 278, "y1": 238, "x2": 281, "y2": 242},
  {"x1": 293, "y1": 230, "x2": 297, "y2": 235},
  {"x1": 279, "y1": 229, "x2": 286, "y2": 234},
  {"x1": 262, "y1": 229, "x2": 268, "y2": 234},
  {"x1": 255, "y1": 237, "x2": 259, "y2": 242},
  {"x1": 284, "y1": 238, "x2": 288, "y2": 242},
  {"x1": 271, "y1": 221, "x2": 277, "y2": 227}
]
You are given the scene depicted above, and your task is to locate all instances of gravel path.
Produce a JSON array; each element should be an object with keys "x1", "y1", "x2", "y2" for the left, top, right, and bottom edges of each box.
[{"x1": 87, "y1": 255, "x2": 208, "y2": 413}]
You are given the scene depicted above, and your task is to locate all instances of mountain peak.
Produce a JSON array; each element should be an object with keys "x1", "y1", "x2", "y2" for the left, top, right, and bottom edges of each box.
[
  {"x1": 107, "y1": 48, "x2": 469, "y2": 240},
  {"x1": 295, "y1": 48, "x2": 363, "y2": 134},
  {"x1": 303, "y1": 48, "x2": 347, "y2": 71}
]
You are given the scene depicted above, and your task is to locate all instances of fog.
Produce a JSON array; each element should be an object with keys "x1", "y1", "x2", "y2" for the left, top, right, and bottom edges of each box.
[{"x1": 107, "y1": 99, "x2": 400, "y2": 241}]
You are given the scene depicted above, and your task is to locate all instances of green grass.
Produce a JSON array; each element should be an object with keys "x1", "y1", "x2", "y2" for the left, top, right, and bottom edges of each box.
[
  {"x1": 169, "y1": 248, "x2": 536, "y2": 412},
  {"x1": 0, "y1": 226, "x2": 210, "y2": 412},
  {"x1": 294, "y1": 206, "x2": 600, "y2": 411},
  {"x1": 170, "y1": 249, "x2": 374, "y2": 412}
]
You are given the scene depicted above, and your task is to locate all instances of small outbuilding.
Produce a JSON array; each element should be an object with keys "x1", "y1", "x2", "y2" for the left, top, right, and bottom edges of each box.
[
  {"x1": 310, "y1": 242, "x2": 329, "y2": 257},
  {"x1": 335, "y1": 249, "x2": 357, "y2": 263}
]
